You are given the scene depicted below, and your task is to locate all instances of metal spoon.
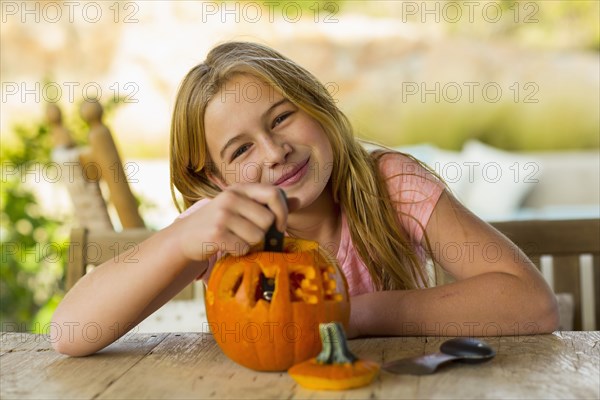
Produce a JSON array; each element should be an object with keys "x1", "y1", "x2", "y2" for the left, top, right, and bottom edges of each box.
[{"x1": 383, "y1": 338, "x2": 496, "y2": 375}]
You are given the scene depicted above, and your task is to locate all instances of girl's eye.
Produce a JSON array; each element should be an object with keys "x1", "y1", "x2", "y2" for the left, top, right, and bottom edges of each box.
[
  {"x1": 272, "y1": 112, "x2": 292, "y2": 128},
  {"x1": 231, "y1": 143, "x2": 251, "y2": 161}
]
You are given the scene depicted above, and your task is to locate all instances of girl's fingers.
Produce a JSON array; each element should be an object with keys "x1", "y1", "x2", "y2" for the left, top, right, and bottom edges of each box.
[
  {"x1": 225, "y1": 212, "x2": 268, "y2": 249},
  {"x1": 226, "y1": 184, "x2": 289, "y2": 232},
  {"x1": 219, "y1": 230, "x2": 251, "y2": 257},
  {"x1": 220, "y1": 192, "x2": 275, "y2": 232},
  {"x1": 183, "y1": 183, "x2": 290, "y2": 260}
]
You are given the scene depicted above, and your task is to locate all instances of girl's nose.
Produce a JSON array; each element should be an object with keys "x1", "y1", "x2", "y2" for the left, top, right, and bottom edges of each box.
[{"x1": 262, "y1": 137, "x2": 291, "y2": 166}]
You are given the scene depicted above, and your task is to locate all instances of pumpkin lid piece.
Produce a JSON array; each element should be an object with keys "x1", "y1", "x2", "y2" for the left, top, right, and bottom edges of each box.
[{"x1": 288, "y1": 322, "x2": 380, "y2": 391}]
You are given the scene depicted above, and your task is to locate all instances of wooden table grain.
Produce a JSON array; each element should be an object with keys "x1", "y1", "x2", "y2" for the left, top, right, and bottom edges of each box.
[{"x1": 1, "y1": 331, "x2": 598, "y2": 399}]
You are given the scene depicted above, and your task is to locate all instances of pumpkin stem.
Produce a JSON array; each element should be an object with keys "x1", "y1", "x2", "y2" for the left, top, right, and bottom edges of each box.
[{"x1": 315, "y1": 322, "x2": 358, "y2": 365}]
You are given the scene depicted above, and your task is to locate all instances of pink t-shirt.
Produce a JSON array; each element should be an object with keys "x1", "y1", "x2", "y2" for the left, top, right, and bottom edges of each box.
[{"x1": 176, "y1": 152, "x2": 445, "y2": 296}]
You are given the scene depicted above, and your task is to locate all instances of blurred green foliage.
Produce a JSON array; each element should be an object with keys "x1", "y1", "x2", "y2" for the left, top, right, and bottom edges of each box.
[
  {"x1": 451, "y1": 0, "x2": 599, "y2": 51},
  {"x1": 1, "y1": 121, "x2": 68, "y2": 333},
  {"x1": 216, "y1": 0, "x2": 599, "y2": 153},
  {"x1": 1, "y1": 97, "x2": 128, "y2": 333},
  {"x1": 225, "y1": 0, "x2": 349, "y2": 14},
  {"x1": 339, "y1": 1, "x2": 600, "y2": 151},
  {"x1": 340, "y1": 0, "x2": 599, "y2": 51}
]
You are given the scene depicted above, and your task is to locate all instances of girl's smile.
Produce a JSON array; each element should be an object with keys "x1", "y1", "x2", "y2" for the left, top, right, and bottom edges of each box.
[{"x1": 274, "y1": 157, "x2": 310, "y2": 187}]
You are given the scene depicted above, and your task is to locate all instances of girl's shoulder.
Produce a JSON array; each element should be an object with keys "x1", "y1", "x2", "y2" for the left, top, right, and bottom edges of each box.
[
  {"x1": 373, "y1": 150, "x2": 439, "y2": 184},
  {"x1": 372, "y1": 150, "x2": 445, "y2": 245}
]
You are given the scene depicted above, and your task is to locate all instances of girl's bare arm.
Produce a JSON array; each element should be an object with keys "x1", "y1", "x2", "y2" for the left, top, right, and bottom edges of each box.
[
  {"x1": 51, "y1": 183, "x2": 289, "y2": 356},
  {"x1": 348, "y1": 190, "x2": 559, "y2": 338},
  {"x1": 51, "y1": 223, "x2": 207, "y2": 356}
]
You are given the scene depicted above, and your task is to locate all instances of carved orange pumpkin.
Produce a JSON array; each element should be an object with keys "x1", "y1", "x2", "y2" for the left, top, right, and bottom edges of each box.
[{"x1": 204, "y1": 237, "x2": 350, "y2": 371}]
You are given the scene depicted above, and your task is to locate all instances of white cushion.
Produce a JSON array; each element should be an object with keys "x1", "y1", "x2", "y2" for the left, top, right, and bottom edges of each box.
[
  {"x1": 393, "y1": 143, "x2": 470, "y2": 203},
  {"x1": 365, "y1": 140, "x2": 541, "y2": 221},
  {"x1": 457, "y1": 140, "x2": 541, "y2": 221}
]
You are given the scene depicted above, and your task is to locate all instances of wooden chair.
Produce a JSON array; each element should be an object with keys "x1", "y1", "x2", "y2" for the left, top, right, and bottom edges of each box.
[
  {"x1": 46, "y1": 102, "x2": 145, "y2": 231},
  {"x1": 436, "y1": 218, "x2": 600, "y2": 331},
  {"x1": 66, "y1": 228, "x2": 204, "y2": 333},
  {"x1": 47, "y1": 104, "x2": 114, "y2": 231}
]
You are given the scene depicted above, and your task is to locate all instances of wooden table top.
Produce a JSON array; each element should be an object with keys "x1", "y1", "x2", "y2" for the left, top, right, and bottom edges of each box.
[{"x1": 1, "y1": 331, "x2": 598, "y2": 399}]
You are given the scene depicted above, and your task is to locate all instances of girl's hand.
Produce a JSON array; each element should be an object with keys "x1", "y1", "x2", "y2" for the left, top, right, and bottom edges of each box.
[{"x1": 175, "y1": 183, "x2": 289, "y2": 262}]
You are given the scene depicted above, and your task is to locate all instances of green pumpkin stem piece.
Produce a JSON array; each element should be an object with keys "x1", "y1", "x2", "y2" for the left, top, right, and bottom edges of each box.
[
  {"x1": 288, "y1": 321, "x2": 380, "y2": 390},
  {"x1": 315, "y1": 322, "x2": 358, "y2": 365}
]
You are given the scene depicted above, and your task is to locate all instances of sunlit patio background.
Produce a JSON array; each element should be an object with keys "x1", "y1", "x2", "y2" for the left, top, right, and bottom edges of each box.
[{"x1": 1, "y1": 1, "x2": 598, "y2": 331}]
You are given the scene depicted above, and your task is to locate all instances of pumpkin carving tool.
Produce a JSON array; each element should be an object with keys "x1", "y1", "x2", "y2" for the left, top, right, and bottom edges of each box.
[{"x1": 261, "y1": 190, "x2": 287, "y2": 301}]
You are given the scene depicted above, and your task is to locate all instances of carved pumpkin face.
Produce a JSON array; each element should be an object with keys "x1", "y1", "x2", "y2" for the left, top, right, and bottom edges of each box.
[{"x1": 205, "y1": 238, "x2": 350, "y2": 371}]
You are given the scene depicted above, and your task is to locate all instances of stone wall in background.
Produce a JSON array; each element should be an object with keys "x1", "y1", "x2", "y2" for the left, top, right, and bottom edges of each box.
[{"x1": 2, "y1": 1, "x2": 598, "y2": 158}]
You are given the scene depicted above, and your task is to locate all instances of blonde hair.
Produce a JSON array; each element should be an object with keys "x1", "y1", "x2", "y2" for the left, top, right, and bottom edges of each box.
[{"x1": 170, "y1": 41, "x2": 437, "y2": 290}]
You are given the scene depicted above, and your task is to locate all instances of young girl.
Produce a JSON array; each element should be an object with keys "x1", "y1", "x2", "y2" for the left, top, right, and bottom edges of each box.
[{"x1": 52, "y1": 41, "x2": 558, "y2": 356}]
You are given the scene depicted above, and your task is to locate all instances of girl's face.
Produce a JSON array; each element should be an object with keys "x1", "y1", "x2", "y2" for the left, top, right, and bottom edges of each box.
[{"x1": 204, "y1": 74, "x2": 334, "y2": 210}]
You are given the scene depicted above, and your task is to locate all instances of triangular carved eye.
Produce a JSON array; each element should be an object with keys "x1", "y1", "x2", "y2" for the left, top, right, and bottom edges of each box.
[
  {"x1": 217, "y1": 264, "x2": 245, "y2": 300},
  {"x1": 231, "y1": 274, "x2": 243, "y2": 297}
]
